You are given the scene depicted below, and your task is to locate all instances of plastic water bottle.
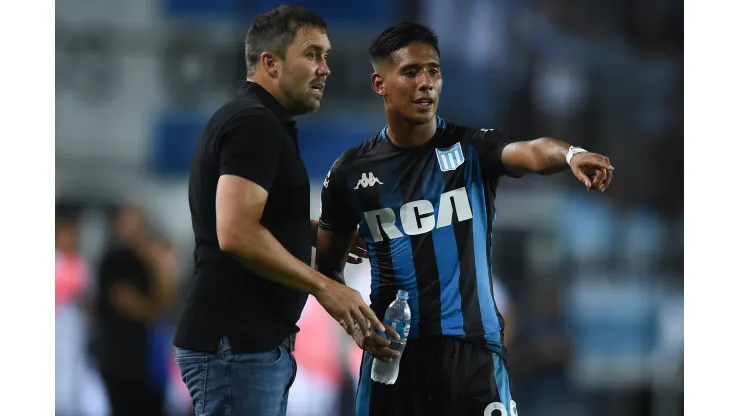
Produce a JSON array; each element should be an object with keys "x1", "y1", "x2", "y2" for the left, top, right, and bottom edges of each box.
[{"x1": 371, "y1": 290, "x2": 411, "y2": 385}]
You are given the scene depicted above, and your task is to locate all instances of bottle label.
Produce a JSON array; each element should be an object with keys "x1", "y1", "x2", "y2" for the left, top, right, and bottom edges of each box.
[{"x1": 383, "y1": 318, "x2": 410, "y2": 341}]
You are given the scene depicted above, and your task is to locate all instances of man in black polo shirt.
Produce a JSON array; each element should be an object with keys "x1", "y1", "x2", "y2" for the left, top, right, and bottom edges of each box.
[{"x1": 173, "y1": 6, "x2": 383, "y2": 416}]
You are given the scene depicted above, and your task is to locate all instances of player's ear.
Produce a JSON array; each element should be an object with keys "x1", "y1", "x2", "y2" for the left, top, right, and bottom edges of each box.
[
  {"x1": 261, "y1": 52, "x2": 280, "y2": 78},
  {"x1": 371, "y1": 73, "x2": 385, "y2": 97}
]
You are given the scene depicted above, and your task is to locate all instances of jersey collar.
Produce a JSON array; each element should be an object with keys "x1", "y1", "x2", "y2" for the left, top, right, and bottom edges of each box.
[
  {"x1": 236, "y1": 80, "x2": 292, "y2": 123},
  {"x1": 380, "y1": 116, "x2": 447, "y2": 148}
]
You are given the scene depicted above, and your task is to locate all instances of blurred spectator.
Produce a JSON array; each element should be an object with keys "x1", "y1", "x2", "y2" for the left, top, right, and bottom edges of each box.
[
  {"x1": 56, "y1": 216, "x2": 88, "y2": 308},
  {"x1": 55, "y1": 215, "x2": 89, "y2": 416},
  {"x1": 91, "y1": 206, "x2": 179, "y2": 416}
]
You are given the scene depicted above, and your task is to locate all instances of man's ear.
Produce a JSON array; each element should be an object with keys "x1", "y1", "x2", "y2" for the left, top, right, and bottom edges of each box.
[
  {"x1": 371, "y1": 73, "x2": 385, "y2": 97},
  {"x1": 261, "y1": 52, "x2": 281, "y2": 78}
]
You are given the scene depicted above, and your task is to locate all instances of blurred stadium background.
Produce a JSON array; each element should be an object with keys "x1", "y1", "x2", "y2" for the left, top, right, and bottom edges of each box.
[{"x1": 55, "y1": 0, "x2": 683, "y2": 415}]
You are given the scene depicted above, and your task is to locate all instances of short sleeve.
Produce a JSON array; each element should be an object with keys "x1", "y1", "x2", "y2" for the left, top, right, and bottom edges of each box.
[
  {"x1": 219, "y1": 110, "x2": 284, "y2": 193},
  {"x1": 318, "y1": 157, "x2": 359, "y2": 233},
  {"x1": 469, "y1": 128, "x2": 522, "y2": 178}
]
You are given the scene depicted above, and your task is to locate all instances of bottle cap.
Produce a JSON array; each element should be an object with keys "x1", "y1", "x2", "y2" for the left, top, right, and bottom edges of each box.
[{"x1": 397, "y1": 290, "x2": 409, "y2": 300}]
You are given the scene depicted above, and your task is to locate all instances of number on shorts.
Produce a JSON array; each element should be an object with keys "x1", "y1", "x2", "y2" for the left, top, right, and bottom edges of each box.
[
  {"x1": 484, "y1": 400, "x2": 518, "y2": 416},
  {"x1": 484, "y1": 402, "x2": 507, "y2": 416}
]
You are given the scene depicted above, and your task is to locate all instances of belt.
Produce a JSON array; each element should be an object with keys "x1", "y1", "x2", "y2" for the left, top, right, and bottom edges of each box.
[{"x1": 281, "y1": 333, "x2": 296, "y2": 352}]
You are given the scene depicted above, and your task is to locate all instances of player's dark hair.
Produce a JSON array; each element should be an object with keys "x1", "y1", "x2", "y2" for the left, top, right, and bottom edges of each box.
[
  {"x1": 245, "y1": 5, "x2": 328, "y2": 77},
  {"x1": 368, "y1": 22, "x2": 440, "y2": 65}
]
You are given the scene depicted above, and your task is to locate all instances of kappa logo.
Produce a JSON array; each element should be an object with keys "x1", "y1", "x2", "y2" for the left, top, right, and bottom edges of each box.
[{"x1": 354, "y1": 172, "x2": 383, "y2": 189}]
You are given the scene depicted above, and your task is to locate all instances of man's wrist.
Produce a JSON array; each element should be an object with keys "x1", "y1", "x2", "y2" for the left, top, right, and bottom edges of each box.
[
  {"x1": 309, "y1": 272, "x2": 330, "y2": 298},
  {"x1": 565, "y1": 146, "x2": 588, "y2": 166}
]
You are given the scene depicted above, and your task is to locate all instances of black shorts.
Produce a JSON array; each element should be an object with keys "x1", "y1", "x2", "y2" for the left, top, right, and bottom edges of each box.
[{"x1": 355, "y1": 336, "x2": 517, "y2": 416}]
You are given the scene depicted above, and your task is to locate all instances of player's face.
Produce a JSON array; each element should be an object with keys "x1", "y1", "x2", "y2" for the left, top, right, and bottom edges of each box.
[
  {"x1": 277, "y1": 26, "x2": 331, "y2": 115},
  {"x1": 380, "y1": 42, "x2": 442, "y2": 125}
]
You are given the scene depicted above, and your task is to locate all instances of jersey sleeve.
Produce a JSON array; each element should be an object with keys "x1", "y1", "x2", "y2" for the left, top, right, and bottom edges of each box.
[
  {"x1": 219, "y1": 110, "x2": 284, "y2": 193},
  {"x1": 469, "y1": 128, "x2": 522, "y2": 178},
  {"x1": 318, "y1": 156, "x2": 359, "y2": 234}
]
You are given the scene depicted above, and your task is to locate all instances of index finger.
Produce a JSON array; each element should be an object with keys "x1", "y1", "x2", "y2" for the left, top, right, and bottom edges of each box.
[
  {"x1": 369, "y1": 331, "x2": 392, "y2": 348},
  {"x1": 383, "y1": 321, "x2": 401, "y2": 340},
  {"x1": 360, "y1": 304, "x2": 385, "y2": 333},
  {"x1": 583, "y1": 156, "x2": 614, "y2": 171},
  {"x1": 591, "y1": 169, "x2": 606, "y2": 189},
  {"x1": 350, "y1": 309, "x2": 372, "y2": 338},
  {"x1": 367, "y1": 344, "x2": 399, "y2": 362},
  {"x1": 338, "y1": 316, "x2": 354, "y2": 336},
  {"x1": 603, "y1": 168, "x2": 614, "y2": 191}
]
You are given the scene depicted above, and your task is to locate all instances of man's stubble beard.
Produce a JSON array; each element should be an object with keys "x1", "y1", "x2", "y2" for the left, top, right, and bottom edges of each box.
[{"x1": 279, "y1": 70, "x2": 319, "y2": 116}]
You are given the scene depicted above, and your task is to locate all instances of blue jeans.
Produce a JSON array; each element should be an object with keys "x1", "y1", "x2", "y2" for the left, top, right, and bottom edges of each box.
[{"x1": 175, "y1": 337, "x2": 297, "y2": 416}]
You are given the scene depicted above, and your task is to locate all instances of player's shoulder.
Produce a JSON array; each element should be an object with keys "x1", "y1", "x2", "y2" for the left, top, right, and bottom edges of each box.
[
  {"x1": 329, "y1": 132, "x2": 384, "y2": 173},
  {"x1": 224, "y1": 99, "x2": 279, "y2": 125},
  {"x1": 207, "y1": 96, "x2": 281, "y2": 135},
  {"x1": 441, "y1": 119, "x2": 502, "y2": 145}
]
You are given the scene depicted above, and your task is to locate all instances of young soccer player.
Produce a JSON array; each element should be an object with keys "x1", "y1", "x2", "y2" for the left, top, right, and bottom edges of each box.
[{"x1": 315, "y1": 22, "x2": 614, "y2": 416}]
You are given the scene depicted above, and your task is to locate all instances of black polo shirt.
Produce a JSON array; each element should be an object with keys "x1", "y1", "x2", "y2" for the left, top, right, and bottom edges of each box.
[{"x1": 173, "y1": 81, "x2": 312, "y2": 354}]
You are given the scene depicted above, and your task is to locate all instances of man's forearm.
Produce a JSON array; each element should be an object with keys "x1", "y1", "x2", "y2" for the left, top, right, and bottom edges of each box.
[
  {"x1": 314, "y1": 228, "x2": 356, "y2": 285},
  {"x1": 524, "y1": 137, "x2": 570, "y2": 175},
  {"x1": 220, "y1": 225, "x2": 328, "y2": 295},
  {"x1": 314, "y1": 262, "x2": 346, "y2": 285},
  {"x1": 503, "y1": 137, "x2": 571, "y2": 175}
]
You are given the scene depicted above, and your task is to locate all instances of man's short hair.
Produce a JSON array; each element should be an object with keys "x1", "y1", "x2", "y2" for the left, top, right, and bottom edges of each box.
[
  {"x1": 245, "y1": 5, "x2": 328, "y2": 77},
  {"x1": 368, "y1": 22, "x2": 440, "y2": 66}
]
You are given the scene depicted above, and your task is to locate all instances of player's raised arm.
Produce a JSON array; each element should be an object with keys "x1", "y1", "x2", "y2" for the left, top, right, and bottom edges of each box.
[
  {"x1": 500, "y1": 137, "x2": 573, "y2": 176},
  {"x1": 474, "y1": 129, "x2": 615, "y2": 192},
  {"x1": 501, "y1": 137, "x2": 615, "y2": 191}
]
